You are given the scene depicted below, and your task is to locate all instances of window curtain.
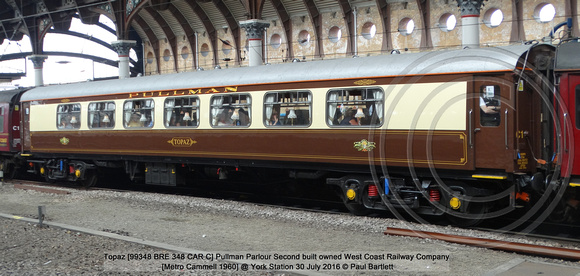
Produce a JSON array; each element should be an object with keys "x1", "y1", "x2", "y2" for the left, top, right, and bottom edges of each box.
[
  {"x1": 327, "y1": 92, "x2": 338, "y2": 125},
  {"x1": 373, "y1": 90, "x2": 383, "y2": 124},
  {"x1": 89, "y1": 104, "x2": 96, "y2": 127},
  {"x1": 243, "y1": 96, "x2": 251, "y2": 124},
  {"x1": 307, "y1": 93, "x2": 312, "y2": 123},
  {"x1": 211, "y1": 97, "x2": 223, "y2": 125},
  {"x1": 165, "y1": 99, "x2": 175, "y2": 125},
  {"x1": 193, "y1": 99, "x2": 199, "y2": 122},
  {"x1": 107, "y1": 102, "x2": 115, "y2": 126},
  {"x1": 124, "y1": 101, "x2": 133, "y2": 124},
  {"x1": 145, "y1": 100, "x2": 154, "y2": 119},
  {"x1": 264, "y1": 94, "x2": 276, "y2": 123}
]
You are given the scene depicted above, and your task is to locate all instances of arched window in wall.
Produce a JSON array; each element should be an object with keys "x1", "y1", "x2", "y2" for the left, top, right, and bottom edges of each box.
[
  {"x1": 398, "y1": 18, "x2": 415, "y2": 36},
  {"x1": 270, "y1": 34, "x2": 282, "y2": 49},
  {"x1": 146, "y1": 52, "x2": 154, "y2": 64},
  {"x1": 200, "y1": 43, "x2": 210, "y2": 57},
  {"x1": 534, "y1": 3, "x2": 556, "y2": 23},
  {"x1": 361, "y1": 22, "x2": 376, "y2": 39},
  {"x1": 438, "y1": 13, "x2": 457, "y2": 32},
  {"x1": 162, "y1": 49, "x2": 171, "y2": 62},
  {"x1": 298, "y1": 30, "x2": 310, "y2": 46},
  {"x1": 483, "y1": 8, "x2": 503, "y2": 28},
  {"x1": 329, "y1": 26, "x2": 342, "y2": 43},
  {"x1": 181, "y1": 47, "x2": 189, "y2": 59},
  {"x1": 222, "y1": 40, "x2": 232, "y2": 55}
]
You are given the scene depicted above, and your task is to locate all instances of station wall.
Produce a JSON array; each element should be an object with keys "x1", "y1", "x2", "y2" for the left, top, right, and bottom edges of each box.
[{"x1": 143, "y1": 0, "x2": 573, "y2": 75}]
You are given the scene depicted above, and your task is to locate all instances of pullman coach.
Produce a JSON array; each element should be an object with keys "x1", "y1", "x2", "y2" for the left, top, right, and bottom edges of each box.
[{"x1": 1, "y1": 41, "x2": 579, "y2": 225}]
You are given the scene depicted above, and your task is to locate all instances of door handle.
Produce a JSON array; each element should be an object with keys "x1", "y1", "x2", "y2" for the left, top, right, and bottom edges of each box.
[
  {"x1": 468, "y1": 109, "x2": 473, "y2": 148},
  {"x1": 474, "y1": 128, "x2": 481, "y2": 133},
  {"x1": 505, "y1": 109, "x2": 509, "y2": 149},
  {"x1": 564, "y1": 113, "x2": 568, "y2": 152}
]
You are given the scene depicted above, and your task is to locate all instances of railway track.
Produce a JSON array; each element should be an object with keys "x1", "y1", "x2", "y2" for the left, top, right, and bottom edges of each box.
[
  {"x1": 384, "y1": 227, "x2": 580, "y2": 261},
  {"x1": 9, "y1": 177, "x2": 350, "y2": 215},
  {"x1": 470, "y1": 221, "x2": 580, "y2": 247},
  {"x1": 11, "y1": 178, "x2": 580, "y2": 261}
]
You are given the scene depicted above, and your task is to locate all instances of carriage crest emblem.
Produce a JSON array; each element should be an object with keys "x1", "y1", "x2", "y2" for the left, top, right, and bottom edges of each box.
[
  {"x1": 353, "y1": 139, "x2": 376, "y2": 152},
  {"x1": 60, "y1": 137, "x2": 70, "y2": 145}
]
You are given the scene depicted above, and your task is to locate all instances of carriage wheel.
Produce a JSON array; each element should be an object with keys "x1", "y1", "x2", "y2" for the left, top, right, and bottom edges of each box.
[{"x1": 81, "y1": 170, "x2": 98, "y2": 187}]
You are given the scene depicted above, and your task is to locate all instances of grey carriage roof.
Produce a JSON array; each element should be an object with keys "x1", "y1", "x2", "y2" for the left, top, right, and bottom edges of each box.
[
  {"x1": 0, "y1": 88, "x2": 25, "y2": 103},
  {"x1": 555, "y1": 41, "x2": 580, "y2": 70},
  {"x1": 21, "y1": 45, "x2": 537, "y2": 102}
]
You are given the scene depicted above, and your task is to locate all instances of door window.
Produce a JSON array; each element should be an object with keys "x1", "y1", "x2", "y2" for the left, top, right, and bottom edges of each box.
[{"x1": 479, "y1": 85, "x2": 501, "y2": 127}]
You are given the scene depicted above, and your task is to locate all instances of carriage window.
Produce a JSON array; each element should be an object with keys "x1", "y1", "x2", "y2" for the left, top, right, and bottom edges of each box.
[
  {"x1": 165, "y1": 97, "x2": 199, "y2": 127},
  {"x1": 264, "y1": 91, "x2": 311, "y2": 126},
  {"x1": 210, "y1": 94, "x2": 251, "y2": 127},
  {"x1": 88, "y1": 102, "x2": 115, "y2": 129},
  {"x1": 327, "y1": 87, "x2": 384, "y2": 126},
  {"x1": 57, "y1": 103, "x2": 81, "y2": 129},
  {"x1": 479, "y1": 85, "x2": 501, "y2": 127},
  {"x1": 124, "y1": 99, "x2": 154, "y2": 128}
]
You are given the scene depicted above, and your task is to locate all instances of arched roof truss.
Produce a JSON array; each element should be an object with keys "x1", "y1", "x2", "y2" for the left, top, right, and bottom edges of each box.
[
  {"x1": 180, "y1": 0, "x2": 219, "y2": 67},
  {"x1": 376, "y1": 0, "x2": 392, "y2": 52},
  {"x1": 133, "y1": 14, "x2": 160, "y2": 74},
  {"x1": 268, "y1": 0, "x2": 293, "y2": 61},
  {"x1": 166, "y1": 4, "x2": 197, "y2": 71},
  {"x1": 213, "y1": 0, "x2": 242, "y2": 65},
  {"x1": 3, "y1": 0, "x2": 574, "y2": 79},
  {"x1": 304, "y1": 0, "x2": 323, "y2": 58},
  {"x1": 143, "y1": 6, "x2": 178, "y2": 72},
  {"x1": 337, "y1": 0, "x2": 354, "y2": 55}
]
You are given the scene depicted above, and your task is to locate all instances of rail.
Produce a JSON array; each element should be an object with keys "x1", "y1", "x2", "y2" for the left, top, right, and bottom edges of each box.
[{"x1": 384, "y1": 227, "x2": 580, "y2": 261}]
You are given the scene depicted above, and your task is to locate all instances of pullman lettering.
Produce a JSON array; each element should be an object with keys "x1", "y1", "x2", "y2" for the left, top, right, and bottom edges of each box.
[{"x1": 129, "y1": 87, "x2": 238, "y2": 98}]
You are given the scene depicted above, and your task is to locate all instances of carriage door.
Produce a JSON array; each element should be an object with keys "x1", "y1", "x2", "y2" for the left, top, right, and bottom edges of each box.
[
  {"x1": 20, "y1": 102, "x2": 31, "y2": 152},
  {"x1": 473, "y1": 77, "x2": 514, "y2": 170},
  {"x1": 0, "y1": 103, "x2": 9, "y2": 152},
  {"x1": 565, "y1": 74, "x2": 580, "y2": 176}
]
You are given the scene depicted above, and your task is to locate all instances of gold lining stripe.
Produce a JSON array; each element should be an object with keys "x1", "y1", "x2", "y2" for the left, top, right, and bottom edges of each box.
[
  {"x1": 34, "y1": 129, "x2": 463, "y2": 135},
  {"x1": 472, "y1": 174, "x2": 507, "y2": 180},
  {"x1": 569, "y1": 183, "x2": 580, "y2": 187},
  {"x1": 31, "y1": 147, "x2": 469, "y2": 166},
  {"x1": 30, "y1": 130, "x2": 469, "y2": 166}
]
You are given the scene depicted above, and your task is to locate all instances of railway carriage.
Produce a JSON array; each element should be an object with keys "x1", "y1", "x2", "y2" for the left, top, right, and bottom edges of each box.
[
  {"x1": 554, "y1": 40, "x2": 580, "y2": 221},
  {"x1": 0, "y1": 88, "x2": 25, "y2": 176},
  {"x1": 8, "y1": 42, "x2": 575, "y2": 224}
]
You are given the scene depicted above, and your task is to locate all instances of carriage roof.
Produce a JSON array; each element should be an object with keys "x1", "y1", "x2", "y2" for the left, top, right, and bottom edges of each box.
[
  {"x1": 0, "y1": 88, "x2": 25, "y2": 103},
  {"x1": 21, "y1": 44, "x2": 547, "y2": 102}
]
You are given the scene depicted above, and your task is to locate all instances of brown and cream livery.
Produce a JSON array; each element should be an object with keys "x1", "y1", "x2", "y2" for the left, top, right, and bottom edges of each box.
[{"x1": 6, "y1": 42, "x2": 574, "y2": 224}]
